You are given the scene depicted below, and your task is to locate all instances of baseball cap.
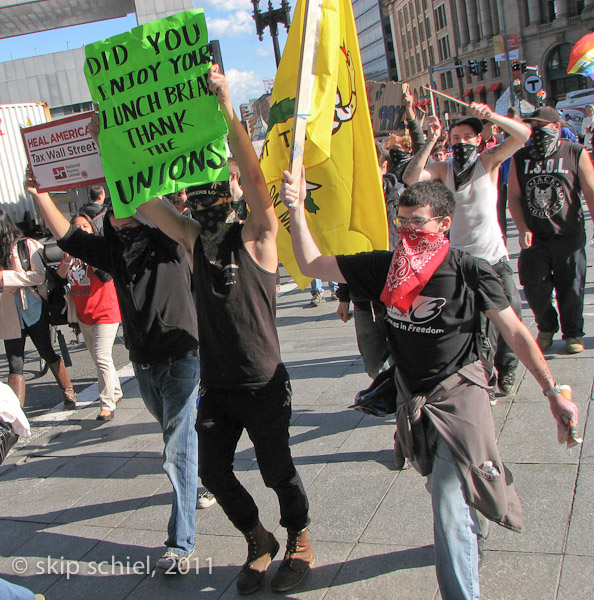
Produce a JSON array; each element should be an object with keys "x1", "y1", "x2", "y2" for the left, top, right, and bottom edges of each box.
[
  {"x1": 450, "y1": 116, "x2": 483, "y2": 136},
  {"x1": 523, "y1": 107, "x2": 562, "y2": 124}
]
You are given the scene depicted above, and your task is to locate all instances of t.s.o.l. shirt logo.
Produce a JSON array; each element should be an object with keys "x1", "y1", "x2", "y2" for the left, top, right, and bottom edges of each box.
[
  {"x1": 386, "y1": 295, "x2": 446, "y2": 334},
  {"x1": 526, "y1": 175, "x2": 564, "y2": 219}
]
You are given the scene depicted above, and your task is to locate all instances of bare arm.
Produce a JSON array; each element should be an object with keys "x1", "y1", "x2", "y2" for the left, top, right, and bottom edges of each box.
[
  {"x1": 473, "y1": 103, "x2": 531, "y2": 173},
  {"x1": 577, "y1": 149, "x2": 594, "y2": 233},
  {"x1": 208, "y1": 65, "x2": 278, "y2": 271},
  {"x1": 280, "y1": 169, "x2": 345, "y2": 283},
  {"x1": 402, "y1": 116, "x2": 445, "y2": 185},
  {"x1": 486, "y1": 306, "x2": 578, "y2": 429},
  {"x1": 24, "y1": 171, "x2": 71, "y2": 240},
  {"x1": 137, "y1": 197, "x2": 199, "y2": 264},
  {"x1": 506, "y1": 160, "x2": 532, "y2": 250}
]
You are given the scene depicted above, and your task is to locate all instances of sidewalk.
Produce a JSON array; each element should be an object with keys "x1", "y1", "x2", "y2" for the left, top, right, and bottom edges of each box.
[{"x1": 0, "y1": 229, "x2": 592, "y2": 600}]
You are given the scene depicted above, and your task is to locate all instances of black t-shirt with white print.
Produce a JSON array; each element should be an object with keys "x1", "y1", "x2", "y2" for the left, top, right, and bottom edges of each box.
[{"x1": 337, "y1": 248, "x2": 509, "y2": 394}]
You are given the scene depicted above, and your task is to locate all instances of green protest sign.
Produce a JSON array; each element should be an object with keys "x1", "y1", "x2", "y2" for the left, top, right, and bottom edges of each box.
[{"x1": 84, "y1": 9, "x2": 229, "y2": 217}]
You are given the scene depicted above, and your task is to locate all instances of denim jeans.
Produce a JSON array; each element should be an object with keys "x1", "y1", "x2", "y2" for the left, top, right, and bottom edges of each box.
[
  {"x1": 0, "y1": 577, "x2": 35, "y2": 600},
  {"x1": 133, "y1": 356, "x2": 199, "y2": 556},
  {"x1": 518, "y1": 236, "x2": 586, "y2": 339},
  {"x1": 197, "y1": 380, "x2": 309, "y2": 534},
  {"x1": 311, "y1": 279, "x2": 338, "y2": 294},
  {"x1": 426, "y1": 424, "x2": 481, "y2": 600}
]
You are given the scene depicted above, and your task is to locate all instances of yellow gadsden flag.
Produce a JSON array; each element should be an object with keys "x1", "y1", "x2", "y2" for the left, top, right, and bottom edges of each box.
[{"x1": 260, "y1": 0, "x2": 388, "y2": 288}]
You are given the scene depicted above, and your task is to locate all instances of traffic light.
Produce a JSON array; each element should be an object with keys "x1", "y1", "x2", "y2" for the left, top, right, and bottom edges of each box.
[
  {"x1": 455, "y1": 59, "x2": 464, "y2": 78},
  {"x1": 520, "y1": 61, "x2": 528, "y2": 73},
  {"x1": 511, "y1": 60, "x2": 519, "y2": 71},
  {"x1": 481, "y1": 59, "x2": 488, "y2": 73},
  {"x1": 468, "y1": 60, "x2": 478, "y2": 75}
]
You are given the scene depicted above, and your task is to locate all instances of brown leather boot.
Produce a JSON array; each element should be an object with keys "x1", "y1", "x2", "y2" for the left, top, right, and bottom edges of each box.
[
  {"x1": 270, "y1": 528, "x2": 315, "y2": 592},
  {"x1": 8, "y1": 374, "x2": 26, "y2": 407},
  {"x1": 236, "y1": 522, "x2": 280, "y2": 595},
  {"x1": 48, "y1": 358, "x2": 77, "y2": 410}
]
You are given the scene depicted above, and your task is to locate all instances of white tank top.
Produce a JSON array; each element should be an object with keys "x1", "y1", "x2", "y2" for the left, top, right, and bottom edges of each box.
[{"x1": 445, "y1": 158, "x2": 508, "y2": 264}]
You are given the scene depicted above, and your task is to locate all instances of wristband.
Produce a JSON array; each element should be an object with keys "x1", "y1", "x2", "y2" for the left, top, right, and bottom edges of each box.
[{"x1": 543, "y1": 384, "x2": 562, "y2": 397}]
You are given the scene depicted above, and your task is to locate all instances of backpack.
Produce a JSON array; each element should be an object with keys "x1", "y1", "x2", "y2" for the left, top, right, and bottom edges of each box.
[{"x1": 17, "y1": 238, "x2": 70, "y2": 326}]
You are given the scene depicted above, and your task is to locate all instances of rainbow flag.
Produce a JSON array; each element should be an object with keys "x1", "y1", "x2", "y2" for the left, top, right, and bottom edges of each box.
[{"x1": 568, "y1": 32, "x2": 594, "y2": 80}]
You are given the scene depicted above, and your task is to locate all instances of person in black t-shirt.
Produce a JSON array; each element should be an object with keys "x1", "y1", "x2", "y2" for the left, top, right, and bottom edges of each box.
[
  {"x1": 508, "y1": 106, "x2": 594, "y2": 355},
  {"x1": 281, "y1": 174, "x2": 578, "y2": 600},
  {"x1": 138, "y1": 65, "x2": 313, "y2": 596}
]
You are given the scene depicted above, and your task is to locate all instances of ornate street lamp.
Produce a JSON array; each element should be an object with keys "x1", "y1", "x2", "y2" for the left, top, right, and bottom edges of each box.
[{"x1": 251, "y1": 0, "x2": 292, "y2": 67}]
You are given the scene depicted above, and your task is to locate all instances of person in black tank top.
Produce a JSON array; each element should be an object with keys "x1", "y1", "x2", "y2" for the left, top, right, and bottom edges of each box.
[
  {"x1": 138, "y1": 66, "x2": 314, "y2": 595},
  {"x1": 508, "y1": 107, "x2": 594, "y2": 354}
]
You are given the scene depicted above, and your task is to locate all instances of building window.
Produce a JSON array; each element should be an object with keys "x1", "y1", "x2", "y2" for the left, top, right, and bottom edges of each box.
[
  {"x1": 440, "y1": 73, "x2": 447, "y2": 89},
  {"x1": 429, "y1": 45, "x2": 435, "y2": 65},
  {"x1": 447, "y1": 70, "x2": 453, "y2": 88},
  {"x1": 405, "y1": 57, "x2": 410, "y2": 78},
  {"x1": 437, "y1": 36, "x2": 450, "y2": 61},
  {"x1": 425, "y1": 18, "x2": 432, "y2": 38},
  {"x1": 434, "y1": 4, "x2": 447, "y2": 31},
  {"x1": 404, "y1": 4, "x2": 409, "y2": 23},
  {"x1": 416, "y1": 53, "x2": 422, "y2": 72},
  {"x1": 413, "y1": 26, "x2": 418, "y2": 46}
]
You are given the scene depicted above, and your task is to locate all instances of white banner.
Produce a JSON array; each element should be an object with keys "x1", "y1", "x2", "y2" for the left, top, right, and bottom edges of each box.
[{"x1": 21, "y1": 112, "x2": 105, "y2": 192}]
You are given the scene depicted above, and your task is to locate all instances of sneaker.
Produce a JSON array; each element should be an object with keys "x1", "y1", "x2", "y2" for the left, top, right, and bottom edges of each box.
[
  {"x1": 488, "y1": 389, "x2": 497, "y2": 406},
  {"x1": 536, "y1": 331, "x2": 554, "y2": 351},
  {"x1": 497, "y1": 371, "x2": 516, "y2": 395},
  {"x1": 156, "y1": 549, "x2": 195, "y2": 574},
  {"x1": 328, "y1": 291, "x2": 339, "y2": 301},
  {"x1": 308, "y1": 292, "x2": 325, "y2": 306},
  {"x1": 565, "y1": 337, "x2": 584, "y2": 354},
  {"x1": 197, "y1": 490, "x2": 217, "y2": 509}
]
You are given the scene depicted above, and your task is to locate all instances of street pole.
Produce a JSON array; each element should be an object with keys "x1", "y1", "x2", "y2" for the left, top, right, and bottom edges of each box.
[
  {"x1": 251, "y1": 0, "x2": 292, "y2": 68},
  {"x1": 500, "y1": 0, "x2": 518, "y2": 110}
]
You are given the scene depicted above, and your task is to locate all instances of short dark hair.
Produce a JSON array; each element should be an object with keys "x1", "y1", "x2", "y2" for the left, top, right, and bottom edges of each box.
[
  {"x1": 89, "y1": 185, "x2": 105, "y2": 202},
  {"x1": 399, "y1": 181, "x2": 455, "y2": 217}
]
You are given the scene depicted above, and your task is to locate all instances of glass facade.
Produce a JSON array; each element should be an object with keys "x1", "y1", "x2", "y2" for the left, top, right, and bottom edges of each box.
[{"x1": 352, "y1": 0, "x2": 397, "y2": 81}]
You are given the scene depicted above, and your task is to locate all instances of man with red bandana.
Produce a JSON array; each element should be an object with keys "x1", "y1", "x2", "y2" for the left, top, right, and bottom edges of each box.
[
  {"x1": 280, "y1": 174, "x2": 578, "y2": 600},
  {"x1": 402, "y1": 103, "x2": 531, "y2": 399}
]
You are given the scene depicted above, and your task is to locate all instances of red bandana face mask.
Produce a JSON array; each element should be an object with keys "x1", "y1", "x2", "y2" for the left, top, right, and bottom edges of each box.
[{"x1": 380, "y1": 226, "x2": 450, "y2": 314}]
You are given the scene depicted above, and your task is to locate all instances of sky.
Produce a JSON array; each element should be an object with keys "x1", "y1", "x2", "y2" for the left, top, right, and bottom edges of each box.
[{"x1": 0, "y1": 0, "x2": 291, "y2": 111}]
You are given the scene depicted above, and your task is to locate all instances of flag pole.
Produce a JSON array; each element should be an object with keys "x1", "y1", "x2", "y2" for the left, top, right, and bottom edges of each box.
[
  {"x1": 422, "y1": 86, "x2": 470, "y2": 108},
  {"x1": 288, "y1": 0, "x2": 322, "y2": 193}
]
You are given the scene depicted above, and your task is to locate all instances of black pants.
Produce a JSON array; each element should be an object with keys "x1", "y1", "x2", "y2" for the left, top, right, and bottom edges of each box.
[
  {"x1": 197, "y1": 380, "x2": 310, "y2": 534},
  {"x1": 489, "y1": 259, "x2": 522, "y2": 375},
  {"x1": 4, "y1": 309, "x2": 60, "y2": 375},
  {"x1": 518, "y1": 236, "x2": 586, "y2": 339}
]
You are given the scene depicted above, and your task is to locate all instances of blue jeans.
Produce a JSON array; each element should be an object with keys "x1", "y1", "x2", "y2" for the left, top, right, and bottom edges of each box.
[
  {"x1": 426, "y1": 424, "x2": 481, "y2": 600},
  {"x1": 0, "y1": 578, "x2": 35, "y2": 600},
  {"x1": 133, "y1": 356, "x2": 199, "y2": 556},
  {"x1": 311, "y1": 279, "x2": 338, "y2": 294}
]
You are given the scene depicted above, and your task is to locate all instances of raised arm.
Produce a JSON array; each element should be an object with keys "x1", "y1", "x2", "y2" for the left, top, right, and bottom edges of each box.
[
  {"x1": 402, "y1": 116, "x2": 445, "y2": 185},
  {"x1": 474, "y1": 103, "x2": 531, "y2": 173},
  {"x1": 280, "y1": 169, "x2": 345, "y2": 283},
  {"x1": 208, "y1": 65, "x2": 278, "y2": 271},
  {"x1": 137, "y1": 197, "x2": 199, "y2": 264},
  {"x1": 24, "y1": 171, "x2": 71, "y2": 240}
]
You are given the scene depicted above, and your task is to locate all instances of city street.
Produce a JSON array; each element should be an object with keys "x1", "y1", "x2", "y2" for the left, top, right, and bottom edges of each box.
[{"x1": 0, "y1": 220, "x2": 592, "y2": 599}]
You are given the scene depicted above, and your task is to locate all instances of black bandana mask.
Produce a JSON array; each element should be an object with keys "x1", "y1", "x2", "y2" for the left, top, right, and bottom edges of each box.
[
  {"x1": 529, "y1": 127, "x2": 560, "y2": 160},
  {"x1": 452, "y1": 142, "x2": 479, "y2": 188},
  {"x1": 195, "y1": 202, "x2": 238, "y2": 265},
  {"x1": 112, "y1": 224, "x2": 154, "y2": 279}
]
